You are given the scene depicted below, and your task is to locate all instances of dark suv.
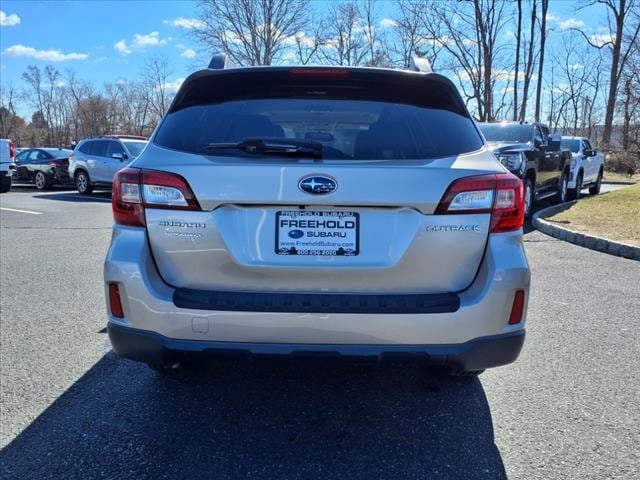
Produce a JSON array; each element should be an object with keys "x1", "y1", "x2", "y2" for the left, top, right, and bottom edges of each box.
[
  {"x1": 68, "y1": 135, "x2": 148, "y2": 194},
  {"x1": 477, "y1": 122, "x2": 571, "y2": 217}
]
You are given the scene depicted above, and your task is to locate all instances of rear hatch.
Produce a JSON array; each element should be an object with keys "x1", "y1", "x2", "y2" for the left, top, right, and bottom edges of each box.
[{"x1": 133, "y1": 67, "x2": 509, "y2": 294}]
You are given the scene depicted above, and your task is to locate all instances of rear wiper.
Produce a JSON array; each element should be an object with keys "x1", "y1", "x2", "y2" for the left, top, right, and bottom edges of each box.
[{"x1": 206, "y1": 137, "x2": 323, "y2": 159}]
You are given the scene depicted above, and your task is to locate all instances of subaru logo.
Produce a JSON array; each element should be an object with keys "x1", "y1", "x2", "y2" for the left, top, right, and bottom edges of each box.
[
  {"x1": 299, "y1": 176, "x2": 337, "y2": 195},
  {"x1": 288, "y1": 229, "x2": 304, "y2": 239}
]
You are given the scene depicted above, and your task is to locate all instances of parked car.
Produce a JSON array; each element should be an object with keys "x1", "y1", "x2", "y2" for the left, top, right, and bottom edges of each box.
[
  {"x1": 105, "y1": 60, "x2": 530, "y2": 376},
  {"x1": 68, "y1": 135, "x2": 148, "y2": 194},
  {"x1": 0, "y1": 138, "x2": 15, "y2": 193},
  {"x1": 560, "y1": 136, "x2": 605, "y2": 198},
  {"x1": 12, "y1": 148, "x2": 74, "y2": 190},
  {"x1": 477, "y1": 122, "x2": 572, "y2": 217}
]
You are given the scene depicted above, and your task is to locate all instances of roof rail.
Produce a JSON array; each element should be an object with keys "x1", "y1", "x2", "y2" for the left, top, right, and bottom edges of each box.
[
  {"x1": 410, "y1": 57, "x2": 432, "y2": 73},
  {"x1": 208, "y1": 54, "x2": 236, "y2": 70}
]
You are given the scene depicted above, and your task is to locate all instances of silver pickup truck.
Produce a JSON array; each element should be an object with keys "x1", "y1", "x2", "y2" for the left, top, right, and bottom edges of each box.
[
  {"x1": 0, "y1": 139, "x2": 16, "y2": 193},
  {"x1": 560, "y1": 136, "x2": 605, "y2": 199}
]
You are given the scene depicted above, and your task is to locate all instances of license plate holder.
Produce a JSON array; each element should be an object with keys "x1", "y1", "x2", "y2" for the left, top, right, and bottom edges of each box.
[{"x1": 275, "y1": 210, "x2": 359, "y2": 256}]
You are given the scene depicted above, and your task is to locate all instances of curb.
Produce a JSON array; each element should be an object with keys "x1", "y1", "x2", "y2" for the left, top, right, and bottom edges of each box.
[
  {"x1": 532, "y1": 202, "x2": 640, "y2": 261},
  {"x1": 602, "y1": 180, "x2": 637, "y2": 185}
]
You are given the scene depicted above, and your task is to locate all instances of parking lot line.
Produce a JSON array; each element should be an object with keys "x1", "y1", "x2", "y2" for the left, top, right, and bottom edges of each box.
[{"x1": 0, "y1": 207, "x2": 43, "y2": 215}]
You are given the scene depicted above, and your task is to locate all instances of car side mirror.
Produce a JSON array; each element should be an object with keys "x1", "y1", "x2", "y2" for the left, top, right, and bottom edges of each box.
[
  {"x1": 547, "y1": 135, "x2": 561, "y2": 151},
  {"x1": 112, "y1": 153, "x2": 125, "y2": 161},
  {"x1": 583, "y1": 148, "x2": 594, "y2": 157}
]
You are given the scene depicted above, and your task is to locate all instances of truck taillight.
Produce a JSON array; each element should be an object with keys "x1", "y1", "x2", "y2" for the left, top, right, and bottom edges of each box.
[
  {"x1": 9, "y1": 142, "x2": 14, "y2": 160},
  {"x1": 112, "y1": 168, "x2": 201, "y2": 227},
  {"x1": 435, "y1": 173, "x2": 524, "y2": 233}
]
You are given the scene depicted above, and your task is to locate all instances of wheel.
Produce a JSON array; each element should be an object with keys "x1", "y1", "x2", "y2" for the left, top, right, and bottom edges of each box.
[
  {"x1": 523, "y1": 177, "x2": 534, "y2": 218},
  {"x1": 589, "y1": 169, "x2": 603, "y2": 195},
  {"x1": 557, "y1": 172, "x2": 569, "y2": 203},
  {"x1": 568, "y1": 171, "x2": 582, "y2": 200},
  {"x1": 0, "y1": 175, "x2": 10, "y2": 193},
  {"x1": 75, "y1": 170, "x2": 94, "y2": 195},
  {"x1": 34, "y1": 171, "x2": 51, "y2": 191}
]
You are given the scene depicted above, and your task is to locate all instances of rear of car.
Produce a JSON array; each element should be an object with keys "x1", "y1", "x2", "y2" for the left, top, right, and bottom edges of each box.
[
  {"x1": 105, "y1": 66, "x2": 530, "y2": 375},
  {"x1": 0, "y1": 139, "x2": 15, "y2": 193},
  {"x1": 13, "y1": 148, "x2": 73, "y2": 190}
]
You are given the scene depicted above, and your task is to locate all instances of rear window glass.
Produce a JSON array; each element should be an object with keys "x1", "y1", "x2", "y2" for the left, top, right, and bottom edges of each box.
[
  {"x1": 154, "y1": 99, "x2": 483, "y2": 160},
  {"x1": 478, "y1": 124, "x2": 532, "y2": 144}
]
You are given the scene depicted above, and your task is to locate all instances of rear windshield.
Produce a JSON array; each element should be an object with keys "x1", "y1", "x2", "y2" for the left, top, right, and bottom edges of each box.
[
  {"x1": 154, "y1": 99, "x2": 483, "y2": 160},
  {"x1": 122, "y1": 140, "x2": 147, "y2": 157},
  {"x1": 561, "y1": 139, "x2": 581, "y2": 153},
  {"x1": 478, "y1": 124, "x2": 532, "y2": 144}
]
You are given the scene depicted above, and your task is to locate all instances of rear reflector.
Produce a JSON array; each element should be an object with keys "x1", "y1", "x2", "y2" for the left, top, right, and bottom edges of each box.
[
  {"x1": 109, "y1": 283, "x2": 124, "y2": 318},
  {"x1": 508, "y1": 290, "x2": 525, "y2": 324},
  {"x1": 436, "y1": 173, "x2": 524, "y2": 233},
  {"x1": 112, "y1": 168, "x2": 201, "y2": 227}
]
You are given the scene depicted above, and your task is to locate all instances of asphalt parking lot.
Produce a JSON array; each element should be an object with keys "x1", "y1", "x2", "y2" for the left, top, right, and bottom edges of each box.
[{"x1": 1, "y1": 185, "x2": 639, "y2": 479}]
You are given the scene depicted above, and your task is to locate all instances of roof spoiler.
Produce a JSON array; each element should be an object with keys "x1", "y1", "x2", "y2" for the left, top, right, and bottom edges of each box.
[
  {"x1": 208, "y1": 54, "x2": 236, "y2": 70},
  {"x1": 409, "y1": 57, "x2": 432, "y2": 73}
]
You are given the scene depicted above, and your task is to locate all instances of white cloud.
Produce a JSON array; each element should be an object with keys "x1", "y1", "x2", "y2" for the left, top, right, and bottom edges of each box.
[
  {"x1": 569, "y1": 63, "x2": 584, "y2": 70},
  {"x1": 379, "y1": 18, "x2": 397, "y2": 29},
  {"x1": 0, "y1": 10, "x2": 21, "y2": 27},
  {"x1": 3, "y1": 44, "x2": 88, "y2": 61},
  {"x1": 546, "y1": 12, "x2": 559, "y2": 22},
  {"x1": 114, "y1": 31, "x2": 169, "y2": 55},
  {"x1": 558, "y1": 18, "x2": 584, "y2": 30},
  {"x1": 589, "y1": 33, "x2": 615, "y2": 47},
  {"x1": 163, "y1": 77, "x2": 184, "y2": 94},
  {"x1": 163, "y1": 17, "x2": 204, "y2": 29},
  {"x1": 114, "y1": 40, "x2": 131, "y2": 55},
  {"x1": 180, "y1": 48, "x2": 196, "y2": 59}
]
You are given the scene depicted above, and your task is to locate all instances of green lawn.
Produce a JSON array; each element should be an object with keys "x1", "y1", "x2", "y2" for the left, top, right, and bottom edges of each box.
[{"x1": 547, "y1": 185, "x2": 640, "y2": 246}]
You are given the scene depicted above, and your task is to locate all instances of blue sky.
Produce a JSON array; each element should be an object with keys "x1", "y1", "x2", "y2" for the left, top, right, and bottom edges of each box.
[{"x1": 0, "y1": 0, "x2": 610, "y2": 109}]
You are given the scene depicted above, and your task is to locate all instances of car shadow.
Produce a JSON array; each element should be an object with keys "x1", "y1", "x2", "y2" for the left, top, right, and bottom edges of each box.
[
  {"x1": 1, "y1": 353, "x2": 506, "y2": 479},
  {"x1": 30, "y1": 191, "x2": 112, "y2": 203}
]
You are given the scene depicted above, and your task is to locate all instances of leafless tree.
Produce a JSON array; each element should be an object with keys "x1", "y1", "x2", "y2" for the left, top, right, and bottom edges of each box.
[
  {"x1": 193, "y1": 0, "x2": 311, "y2": 66},
  {"x1": 513, "y1": 0, "x2": 522, "y2": 120},
  {"x1": 141, "y1": 56, "x2": 174, "y2": 119},
  {"x1": 534, "y1": 0, "x2": 549, "y2": 122},
  {"x1": 518, "y1": 0, "x2": 537, "y2": 122},
  {"x1": 321, "y1": 1, "x2": 370, "y2": 66},
  {"x1": 575, "y1": 0, "x2": 640, "y2": 146}
]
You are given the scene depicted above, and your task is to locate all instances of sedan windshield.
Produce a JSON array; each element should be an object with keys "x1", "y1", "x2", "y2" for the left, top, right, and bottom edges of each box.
[
  {"x1": 561, "y1": 139, "x2": 581, "y2": 153},
  {"x1": 122, "y1": 141, "x2": 147, "y2": 157}
]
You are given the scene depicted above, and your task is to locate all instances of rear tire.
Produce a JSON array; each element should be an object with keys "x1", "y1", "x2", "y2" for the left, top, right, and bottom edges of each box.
[
  {"x1": 568, "y1": 172, "x2": 582, "y2": 200},
  {"x1": 557, "y1": 172, "x2": 569, "y2": 203},
  {"x1": 75, "y1": 170, "x2": 93, "y2": 195},
  {"x1": 34, "y1": 171, "x2": 51, "y2": 191},
  {"x1": 589, "y1": 169, "x2": 603, "y2": 195},
  {"x1": 523, "y1": 177, "x2": 534, "y2": 219},
  {"x1": 0, "y1": 175, "x2": 10, "y2": 193}
]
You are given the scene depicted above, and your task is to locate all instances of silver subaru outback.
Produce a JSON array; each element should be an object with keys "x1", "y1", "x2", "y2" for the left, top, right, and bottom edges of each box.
[{"x1": 105, "y1": 63, "x2": 530, "y2": 375}]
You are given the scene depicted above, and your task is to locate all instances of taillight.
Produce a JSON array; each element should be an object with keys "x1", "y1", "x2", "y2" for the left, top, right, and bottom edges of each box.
[
  {"x1": 112, "y1": 168, "x2": 200, "y2": 227},
  {"x1": 435, "y1": 173, "x2": 524, "y2": 233},
  {"x1": 109, "y1": 283, "x2": 124, "y2": 318},
  {"x1": 9, "y1": 142, "x2": 15, "y2": 160},
  {"x1": 508, "y1": 289, "x2": 526, "y2": 324},
  {"x1": 289, "y1": 68, "x2": 350, "y2": 78}
]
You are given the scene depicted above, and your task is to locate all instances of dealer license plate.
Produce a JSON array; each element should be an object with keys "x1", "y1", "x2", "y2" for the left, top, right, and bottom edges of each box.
[{"x1": 275, "y1": 210, "x2": 359, "y2": 256}]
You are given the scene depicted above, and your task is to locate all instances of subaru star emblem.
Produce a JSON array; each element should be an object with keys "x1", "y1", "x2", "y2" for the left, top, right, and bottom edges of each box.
[{"x1": 299, "y1": 176, "x2": 337, "y2": 195}]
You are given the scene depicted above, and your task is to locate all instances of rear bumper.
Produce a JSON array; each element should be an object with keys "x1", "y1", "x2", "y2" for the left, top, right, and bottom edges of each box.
[
  {"x1": 104, "y1": 225, "x2": 530, "y2": 369},
  {"x1": 108, "y1": 321, "x2": 525, "y2": 371}
]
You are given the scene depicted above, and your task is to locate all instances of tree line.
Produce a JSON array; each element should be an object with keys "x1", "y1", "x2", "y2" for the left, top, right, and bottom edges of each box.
[{"x1": 1, "y1": 0, "x2": 638, "y2": 152}]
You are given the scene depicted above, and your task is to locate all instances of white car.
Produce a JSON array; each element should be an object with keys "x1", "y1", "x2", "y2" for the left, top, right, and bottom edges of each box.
[
  {"x1": 561, "y1": 136, "x2": 605, "y2": 199},
  {"x1": 105, "y1": 62, "x2": 530, "y2": 376},
  {"x1": 0, "y1": 138, "x2": 16, "y2": 193}
]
